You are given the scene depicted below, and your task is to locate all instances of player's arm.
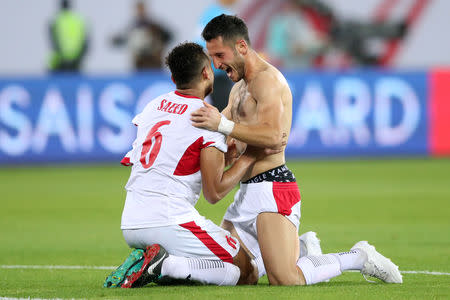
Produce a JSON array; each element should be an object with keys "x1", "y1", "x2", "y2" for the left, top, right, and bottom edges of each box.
[
  {"x1": 200, "y1": 146, "x2": 254, "y2": 204},
  {"x1": 191, "y1": 75, "x2": 284, "y2": 149}
]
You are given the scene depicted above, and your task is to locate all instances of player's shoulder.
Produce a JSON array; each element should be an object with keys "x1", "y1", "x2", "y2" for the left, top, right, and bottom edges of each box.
[
  {"x1": 250, "y1": 66, "x2": 287, "y2": 96},
  {"x1": 257, "y1": 64, "x2": 287, "y2": 86}
]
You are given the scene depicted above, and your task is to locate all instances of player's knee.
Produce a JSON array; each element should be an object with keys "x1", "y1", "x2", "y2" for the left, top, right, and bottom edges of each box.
[
  {"x1": 267, "y1": 267, "x2": 302, "y2": 286},
  {"x1": 236, "y1": 258, "x2": 258, "y2": 285},
  {"x1": 238, "y1": 264, "x2": 258, "y2": 285}
]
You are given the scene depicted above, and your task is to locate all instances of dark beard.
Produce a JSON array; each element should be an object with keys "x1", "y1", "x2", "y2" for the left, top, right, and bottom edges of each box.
[{"x1": 232, "y1": 48, "x2": 246, "y2": 81}]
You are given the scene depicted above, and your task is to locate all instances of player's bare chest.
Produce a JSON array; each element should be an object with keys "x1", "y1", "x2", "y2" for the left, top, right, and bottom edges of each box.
[{"x1": 230, "y1": 85, "x2": 257, "y2": 124}]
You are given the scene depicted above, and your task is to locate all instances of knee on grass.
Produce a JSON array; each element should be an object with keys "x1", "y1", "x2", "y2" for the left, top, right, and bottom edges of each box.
[
  {"x1": 266, "y1": 267, "x2": 305, "y2": 286},
  {"x1": 238, "y1": 264, "x2": 258, "y2": 285}
]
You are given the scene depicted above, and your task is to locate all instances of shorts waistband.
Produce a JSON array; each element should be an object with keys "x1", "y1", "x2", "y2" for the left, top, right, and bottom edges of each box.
[{"x1": 242, "y1": 164, "x2": 296, "y2": 184}]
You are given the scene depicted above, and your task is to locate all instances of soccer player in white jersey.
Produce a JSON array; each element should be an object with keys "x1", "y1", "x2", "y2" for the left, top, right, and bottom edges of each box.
[
  {"x1": 191, "y1": 14, "x2": 402, "y2": 285},
  {"x1": 104, "y1": 42, "x2": 266, "y2": 288}
]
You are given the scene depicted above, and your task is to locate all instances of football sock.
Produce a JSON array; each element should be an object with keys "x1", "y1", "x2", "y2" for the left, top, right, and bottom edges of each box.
[
  {"x1": 297, "y1": 249, "x2": 368, "y2": 285},
  {"x1": 332, "y1": 249, "x2": 367, "y2": 271},
  {"x1": 297, "y1": 254, "x2": 342, "y2": 285},
  {"x1": 160, "y1": 255, "x2": 240, "y2": 286},
  {"x1": 299, "y1": 237, "x2": 307, "y2": 258}
]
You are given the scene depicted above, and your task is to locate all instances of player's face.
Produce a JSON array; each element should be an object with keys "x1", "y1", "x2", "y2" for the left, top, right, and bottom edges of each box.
[{"x1": 206, "y1": 37, "x2": 245, "y2": 82}]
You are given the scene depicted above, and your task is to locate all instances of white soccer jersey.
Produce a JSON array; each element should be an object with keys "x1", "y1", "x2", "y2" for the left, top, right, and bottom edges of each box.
[{"x1": 120, "y1": 91, "x2": 227, "y2": 229}]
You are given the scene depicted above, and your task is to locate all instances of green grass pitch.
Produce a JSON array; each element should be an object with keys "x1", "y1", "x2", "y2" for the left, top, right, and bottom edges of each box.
[{"x1": 0, "y1": 158, "x2": 449, "y2": 299}]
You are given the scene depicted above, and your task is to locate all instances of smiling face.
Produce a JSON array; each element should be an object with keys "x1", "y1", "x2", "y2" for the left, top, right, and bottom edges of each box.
[{"x1": 206, "y1": 36, "x2": 245, "y2": 82}]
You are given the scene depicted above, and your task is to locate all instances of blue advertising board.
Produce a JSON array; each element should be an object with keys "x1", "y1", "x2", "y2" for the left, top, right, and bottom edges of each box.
[
  {"x1": 0, "y1": 72, "x2": 174, "y2": 164},
  {"x1": 0, "y1": 70, "x2": 428, "y2": 164},
  {"x1": 285, "y1": 70, "x2": 428, "y2": 157}
]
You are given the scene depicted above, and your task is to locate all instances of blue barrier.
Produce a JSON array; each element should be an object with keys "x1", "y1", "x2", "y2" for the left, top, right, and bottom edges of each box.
[
  {"x1": 286, "y1": 70, "x2": 428, "y2": 157},
  {"x1": 0, "y1": 70, "x2": 429, "y2": 164}
]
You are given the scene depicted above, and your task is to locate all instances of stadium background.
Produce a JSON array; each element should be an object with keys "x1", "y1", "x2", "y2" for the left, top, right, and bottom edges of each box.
[{"x1": 0, "y1": 0, "x2": 449, "y2": 299}]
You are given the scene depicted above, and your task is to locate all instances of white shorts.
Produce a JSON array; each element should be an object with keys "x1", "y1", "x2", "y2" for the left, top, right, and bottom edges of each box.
[
  {"x1": 122, "y1": 216, "x2": 239, "y2": 263},
  {"x1": 223, "y1": 181, "x2": 301, "y2": 262}
]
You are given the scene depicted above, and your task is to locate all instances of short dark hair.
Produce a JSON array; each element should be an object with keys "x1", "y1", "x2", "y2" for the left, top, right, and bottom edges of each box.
[
  {"x1": 202, "y1": 14, "x2": 251, "y2": 46},
  {"x1": 165, "y1": 42, "x2": 209, "y2": 89}
]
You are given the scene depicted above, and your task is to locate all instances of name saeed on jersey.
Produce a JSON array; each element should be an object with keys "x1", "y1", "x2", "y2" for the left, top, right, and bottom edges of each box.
[{"x1": 157, "y1": 99, "x2": 188, "y2": 115}]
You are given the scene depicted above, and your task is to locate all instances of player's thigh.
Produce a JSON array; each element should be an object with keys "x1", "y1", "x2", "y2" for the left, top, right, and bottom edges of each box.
[
  {"x1": 221, "y1": 219, "x2": 258, "y2": 285},
  {"x1": 256, "y1": 212, "x2": 302, "y2": 285}
]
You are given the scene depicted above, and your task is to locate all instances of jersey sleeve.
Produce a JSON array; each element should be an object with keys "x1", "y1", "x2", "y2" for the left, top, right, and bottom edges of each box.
[
  {"x1": 131, "y1": 113, "x2": 142, "y2": 126},
  {"x1": 202, "y1": 130, "x2": 227, "y2": 153}
]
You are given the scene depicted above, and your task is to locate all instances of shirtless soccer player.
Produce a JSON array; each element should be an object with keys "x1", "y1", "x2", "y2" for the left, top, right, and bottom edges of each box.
[
  {"x1": 190, "y1": 14, "x2": 402, "y2": 285},
  {"x1": 104, "y1": 42, "x2": 267, "y2": 288}
]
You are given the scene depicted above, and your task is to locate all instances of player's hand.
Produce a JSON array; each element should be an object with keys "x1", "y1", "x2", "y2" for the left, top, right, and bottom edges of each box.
[
  {"x1": 225, "y1": 138, "x2": 247, "y2": 166},
  {"x1": 230, "y1": 138, "x2": 247, "y2": 155},
  {"x1": 241, "y1": 132, "x2": 286, "y2": 160},
  {"x1": 191, "y1": 102, "x2": 221, "y2": 131},
  {"x1": 279, "y1": 132, "x2": 288, "y2": 148},
  {"x1": 263, "y1": 146, "x2": 283, "y2": 156},
  {"x1": 225, "y1": 139, "x2": 239, "y2": 166},
  {"x1": 267, "y1": 132, "x2": 287, "y2": 150}
]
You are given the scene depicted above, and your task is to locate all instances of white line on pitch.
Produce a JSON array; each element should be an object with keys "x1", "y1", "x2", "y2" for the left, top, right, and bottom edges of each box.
[
  {"x1": 1, "y1": 265, "x2": 450, "y2": 276},
  {"x1": 400, "y1": 270, "x2": 450, "y2": 276},
  {"x1": 347, "y1": 269, "x2": 450, "y2": 276},
  {"x1": 0, "y1": 298, "x2": 81, "y2": 300},
  {"x1": 0, "y1": 265, "x2": 115, "y2": 270}
]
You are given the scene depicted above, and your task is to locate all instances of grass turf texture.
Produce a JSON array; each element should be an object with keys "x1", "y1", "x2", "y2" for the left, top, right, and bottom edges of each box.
[{"x1": 0, "y1": 158, "x2": 449, "y2": 299}]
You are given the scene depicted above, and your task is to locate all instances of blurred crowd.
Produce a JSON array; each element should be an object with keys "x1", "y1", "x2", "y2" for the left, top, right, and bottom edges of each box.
[
  {"x1": 264, "y1": 0, "x2": 406, "y2": 70},
  {"x1": 47, "y1": 0, "x2": 409, "y2": 108},
  {"x1": 48, "y1": 0, "x2": 173, "y2": 72}
]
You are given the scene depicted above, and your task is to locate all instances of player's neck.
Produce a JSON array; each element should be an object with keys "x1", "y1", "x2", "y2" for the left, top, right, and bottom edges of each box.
[
  {"x1": 243, "y1": 50, "x2": 267, "y2": 83},
  {"x1": 175, "y1": 88, "x2": 204, "y2": 100}
]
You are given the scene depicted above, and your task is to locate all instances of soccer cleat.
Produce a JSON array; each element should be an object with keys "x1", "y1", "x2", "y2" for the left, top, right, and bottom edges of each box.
[
  {"x1": 103, "y1": 248, "x2": 145, "y2": 288},
  {"x1": 351, "y1": 241, "x2": 403, "y2": 284},
  {"x1": 299, "y1": 231, "x2": 323, "y2": 257},
  {"x1": 121, "y1": 244, "x2": 169, "y2": 288}
]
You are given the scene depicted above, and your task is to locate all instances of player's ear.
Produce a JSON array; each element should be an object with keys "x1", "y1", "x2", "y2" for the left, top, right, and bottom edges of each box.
[
  {"x1": 236, "y1": 39, "x2": 248, "y2": 55},
  {"x1": 201, "y1": 66, "x2": 210, "y2": 80},
  {"x1": 170, "y1": 75, "x2": 176, "y2": 84}
]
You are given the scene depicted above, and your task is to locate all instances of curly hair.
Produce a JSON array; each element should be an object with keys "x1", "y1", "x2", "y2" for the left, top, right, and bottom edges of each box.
[{"x1": 165, "y1": 42, "x2": 210, "y2": 89}]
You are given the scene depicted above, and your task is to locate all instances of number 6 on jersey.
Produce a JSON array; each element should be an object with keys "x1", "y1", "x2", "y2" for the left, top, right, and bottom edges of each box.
[{"x1": 140, "y1": 120, "x2": 171, "y2": 168}]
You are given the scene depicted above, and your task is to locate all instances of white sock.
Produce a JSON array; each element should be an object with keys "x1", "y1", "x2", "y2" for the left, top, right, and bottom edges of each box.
[
  {"x1": 297, "y1": 254, "x2": 342, "y2": 285},
  {"x1": 161, "y1": 255, "x2": 240, "y2": 286},
  {"x1": 331, "y1": 249, "x2": 367, "y2": 271},
  {"x1": 299, "y1": 238, "x2": 307, "y2": 258}
]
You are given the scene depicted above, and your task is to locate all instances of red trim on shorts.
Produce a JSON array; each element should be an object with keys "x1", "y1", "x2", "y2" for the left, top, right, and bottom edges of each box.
[
  {"x1": 179, "y1": 221, "x2": 233, "y2": 263},
  {"x1": 226, "y1": 235, "x2": 237, "y2": 250},
  {"x1": 272, "y1": 182, "x2": 301, "y2": 216}
]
